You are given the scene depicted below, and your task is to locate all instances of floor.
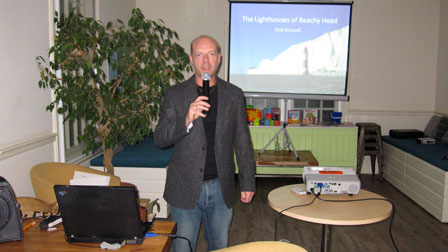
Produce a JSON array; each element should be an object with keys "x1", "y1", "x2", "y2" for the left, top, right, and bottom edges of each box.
[{"x1": 169, "y1": 174, "x2": 448, "y2": 252}]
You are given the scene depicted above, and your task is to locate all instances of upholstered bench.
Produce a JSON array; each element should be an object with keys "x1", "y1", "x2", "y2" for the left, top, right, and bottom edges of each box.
[
  {"x1": 90, "y1": 134, "x2": 173, "y2": 218},
  {"x1": 382, "y1": 115, "x2": 448, "y2": 222},
  {"x1": 383, "y1": 136, "x2": 448, "y2": 171}
]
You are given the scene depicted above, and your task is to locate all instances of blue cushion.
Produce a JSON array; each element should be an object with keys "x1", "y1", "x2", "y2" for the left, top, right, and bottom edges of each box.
[
  {"x1": 382, "y1": 136, "x2": 448, "y2": 171},
  {"x1": 90, "y1": 134, "x2": 173, "y2": 168}
]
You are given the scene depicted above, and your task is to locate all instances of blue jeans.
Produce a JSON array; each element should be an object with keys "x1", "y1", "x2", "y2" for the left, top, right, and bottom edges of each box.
[{"x1": 170, "y1": 178, "x2": 233, "y2": 252}]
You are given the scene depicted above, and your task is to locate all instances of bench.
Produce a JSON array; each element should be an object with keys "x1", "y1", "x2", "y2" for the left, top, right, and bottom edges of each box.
[{"x1": 382, "y1": 116, "x2": 448, "y2": 222}]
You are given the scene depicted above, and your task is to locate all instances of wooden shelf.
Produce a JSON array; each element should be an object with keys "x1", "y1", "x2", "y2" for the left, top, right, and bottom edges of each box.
[{"x1": 254, "y1": 150, "x2": 318, "y2": 167}]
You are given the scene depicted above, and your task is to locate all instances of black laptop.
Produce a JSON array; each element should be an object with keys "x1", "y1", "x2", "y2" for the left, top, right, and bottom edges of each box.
[{"x1": 54, "y1": 185, "x2": 152, "y2": 244}]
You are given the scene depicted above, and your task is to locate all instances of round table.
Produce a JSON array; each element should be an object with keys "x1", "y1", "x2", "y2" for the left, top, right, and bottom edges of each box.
[{"x1": 268, "y1": 184, "x2": 393, "y2": 252}]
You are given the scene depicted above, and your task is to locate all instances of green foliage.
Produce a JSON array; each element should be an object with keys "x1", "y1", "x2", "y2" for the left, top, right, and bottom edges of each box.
[{"x1": 37, "y1": 8, "x2": 191, "y2": 172}]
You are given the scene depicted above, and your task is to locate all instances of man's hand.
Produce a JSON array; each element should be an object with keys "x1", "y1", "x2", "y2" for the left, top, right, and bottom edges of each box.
[
  {"x1": 241, "y1": 191, "x2": 255, "y2": 203},
  {"x1": 185, "y1": 96, "x2": 210, "y2": 127}
]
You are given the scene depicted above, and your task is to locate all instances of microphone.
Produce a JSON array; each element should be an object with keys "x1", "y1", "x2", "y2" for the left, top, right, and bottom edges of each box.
[
  {"x1": 201, "y1": 72, "x2": 210, "y2": 116},
  {"x1": 201, "y1": 72, "x2": 210, "y2": 100}
]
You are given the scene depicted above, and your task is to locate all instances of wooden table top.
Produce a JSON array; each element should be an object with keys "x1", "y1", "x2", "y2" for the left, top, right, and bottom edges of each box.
[
  {"x1": 0, "y1": 219, "x2": 176, "y2": 252},
  {"x1": 254, "y1": 150, "x2": 319, "y2": 167},
  {"x1": 268, "y1": 184, "x2": 393, "y2": 226}
]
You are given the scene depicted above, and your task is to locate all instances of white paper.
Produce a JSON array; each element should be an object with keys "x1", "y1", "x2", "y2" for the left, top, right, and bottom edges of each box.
[{"x1": 70, "y1": 171, "x2": 110, "y2": 186}]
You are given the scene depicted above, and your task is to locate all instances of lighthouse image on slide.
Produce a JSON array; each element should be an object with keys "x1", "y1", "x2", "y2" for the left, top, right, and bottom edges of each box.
[
  {"x1": 247, "y1": 26, "x2": 348, "y2": 76},
  {"x1": 231, "y1": 26, "x2": 349, "y2": 95}
]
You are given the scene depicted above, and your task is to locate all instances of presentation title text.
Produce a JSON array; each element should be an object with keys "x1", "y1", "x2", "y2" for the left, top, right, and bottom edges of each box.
[{"x1": 242, "y1": 16, "x2": 338, "y2": 25}]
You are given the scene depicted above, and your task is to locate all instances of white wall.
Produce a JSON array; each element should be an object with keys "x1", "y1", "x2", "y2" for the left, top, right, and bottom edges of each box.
[
  {"x1": 436, "y1": 0, "x2": 448, "y2": 114},
  {"x1": 342, "y1": 0, "x2": 442, "y2": 173},
  {"x1": 349, "y1": 0, "x2": 439, "y2": 112},
  {"x1": 346, "y1": 0, "x2": 442, "y2": 172},
  {"x1": 0, "y1": 0, "x2": 55, "y2": 197},
  {"x1": 98, "y1": 0, "x2": 135, "y2": 24},
  {"x1": 136, "y1": 0, "x2": 229, "y2": 77},
  {"x1": 0, "y1": 1, "x2": 54, "y2": 145}
]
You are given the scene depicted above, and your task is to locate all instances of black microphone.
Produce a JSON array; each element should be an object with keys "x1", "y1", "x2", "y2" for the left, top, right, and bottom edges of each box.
[{"x1": 201, "y1": 72, "x2": 210, "y2": 116}]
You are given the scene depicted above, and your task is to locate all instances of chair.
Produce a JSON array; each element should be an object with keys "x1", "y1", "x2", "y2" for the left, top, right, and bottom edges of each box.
[
  {"x1": 30, "y1": 162, "x2": 121, "y2": 204},
  {"x1": 212, "y1": 241, "x2": 308, "y2": 252},
  {"x1": 17, "y1": 197, "x2": 58, "y2": 218},
  {"x1": 29, "y1": 162, "x2": 159, "y2": 221}
]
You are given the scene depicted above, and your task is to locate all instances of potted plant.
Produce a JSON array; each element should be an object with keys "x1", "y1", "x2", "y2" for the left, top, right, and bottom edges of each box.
[{"x1": 37, "y1": 8, "x2": 191, "y2": 174}]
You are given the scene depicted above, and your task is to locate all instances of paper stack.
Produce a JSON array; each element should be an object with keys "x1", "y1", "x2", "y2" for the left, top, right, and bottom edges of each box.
[{"x1": 69, "y1": 171, "x2": 110, "y2": 186}]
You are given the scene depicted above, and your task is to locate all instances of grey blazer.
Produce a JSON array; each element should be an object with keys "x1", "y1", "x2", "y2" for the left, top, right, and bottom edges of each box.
[{"x1": 154, "y1": 76, "x2": 256, "y2": 209}]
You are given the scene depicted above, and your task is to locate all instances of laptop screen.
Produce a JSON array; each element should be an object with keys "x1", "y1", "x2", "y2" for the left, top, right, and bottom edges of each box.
[{"x1": 54, "y1": 185, "x2": 151, "y2": 244}]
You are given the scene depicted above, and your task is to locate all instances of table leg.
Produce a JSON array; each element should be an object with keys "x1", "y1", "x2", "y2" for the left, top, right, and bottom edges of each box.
[{"x1": 321, "y1": 224, "x2": 332, "y2": 252}]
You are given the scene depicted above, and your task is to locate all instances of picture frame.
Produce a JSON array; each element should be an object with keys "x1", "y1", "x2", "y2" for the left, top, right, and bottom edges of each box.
[
  {"x1": 288, "y1": 109, "x2": 301, "y2": 125},
  {"x1": 303, "y1": 109, "x2": 318, "y2": 125}
]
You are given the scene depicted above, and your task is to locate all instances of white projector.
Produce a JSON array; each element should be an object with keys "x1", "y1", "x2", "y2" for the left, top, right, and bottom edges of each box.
[{"x1": 303, "y1": 166, "x2": 361, "y2": 195}]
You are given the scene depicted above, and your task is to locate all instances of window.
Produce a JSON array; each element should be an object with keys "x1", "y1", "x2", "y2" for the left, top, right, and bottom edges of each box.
[
  {"x1": 59, "y1": 0, "x2": 95, "y2": 18},
  {"x1": 293, "y1": 99, "x2": 336, "y2": 123},
  {"x1": 57, "y1": 0, "x2": 95, "y2": 162},
  {"x1": 246, "y1": 98, "x2": 336, "y2": 124}
]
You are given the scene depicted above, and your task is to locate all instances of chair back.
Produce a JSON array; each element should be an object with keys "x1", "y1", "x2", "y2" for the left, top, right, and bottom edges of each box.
[
  {"x1": 30, "y1": 162, "x2": 121, "y2": 203},
  {"x1": 213, "y1": 241, "x2": 308, "y2": 252}
]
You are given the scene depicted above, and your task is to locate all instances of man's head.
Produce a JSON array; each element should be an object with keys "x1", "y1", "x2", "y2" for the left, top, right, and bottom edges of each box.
[{"x1": 189, "y1": 35, "x2": 222, "y2": 86}]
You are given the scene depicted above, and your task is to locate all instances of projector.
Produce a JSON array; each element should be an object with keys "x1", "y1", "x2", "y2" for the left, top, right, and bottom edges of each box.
[{"x1": 303, "y1": 166, "x2": 361, "y2": 195}]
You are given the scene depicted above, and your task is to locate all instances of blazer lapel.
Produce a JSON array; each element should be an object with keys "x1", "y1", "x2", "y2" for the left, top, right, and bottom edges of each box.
[
  {"x1": 183, "y1": 77, "x2": 199, "y2": 107},
  {"x1": 215, "y1": 78, "x2": 229, "y2": 138}
]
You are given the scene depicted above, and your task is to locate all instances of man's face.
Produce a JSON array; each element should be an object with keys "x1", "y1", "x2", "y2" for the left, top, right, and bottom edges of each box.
[{"x1": 189, "y1": 37, "x2": 221, "y2": 85}]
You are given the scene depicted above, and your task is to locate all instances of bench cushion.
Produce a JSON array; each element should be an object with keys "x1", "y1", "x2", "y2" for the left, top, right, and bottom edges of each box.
[
  {"x1": 382, "y1": 136, "x2": 448, "y2": 171},
  {"x1": 90, "y1": 134, "x2": 173, "y2": 168}
]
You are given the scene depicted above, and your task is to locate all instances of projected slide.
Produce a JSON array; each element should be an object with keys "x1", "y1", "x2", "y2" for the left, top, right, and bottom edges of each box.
[{"x1": 228, "y1": 2, "x2": 352, "y2": 96}]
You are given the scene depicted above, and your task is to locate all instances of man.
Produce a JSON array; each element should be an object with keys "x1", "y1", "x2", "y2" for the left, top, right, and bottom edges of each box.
[{"x1": 154, "y1": 35, "x2": 256, "y2": 252}]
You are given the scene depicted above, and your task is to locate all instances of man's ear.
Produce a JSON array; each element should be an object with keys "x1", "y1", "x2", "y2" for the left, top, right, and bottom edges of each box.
[
  {"x1": 214, "y1": 54, "x2": 223, "y2": 76},
  {"x1": 189, "y1": 54, "x2": 193, "y2": 64}
]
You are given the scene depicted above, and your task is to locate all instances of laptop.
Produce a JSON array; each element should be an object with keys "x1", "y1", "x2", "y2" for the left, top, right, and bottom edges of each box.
[{"x1": 54, "y1": 185, "x2": 152, "y2": 244}]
